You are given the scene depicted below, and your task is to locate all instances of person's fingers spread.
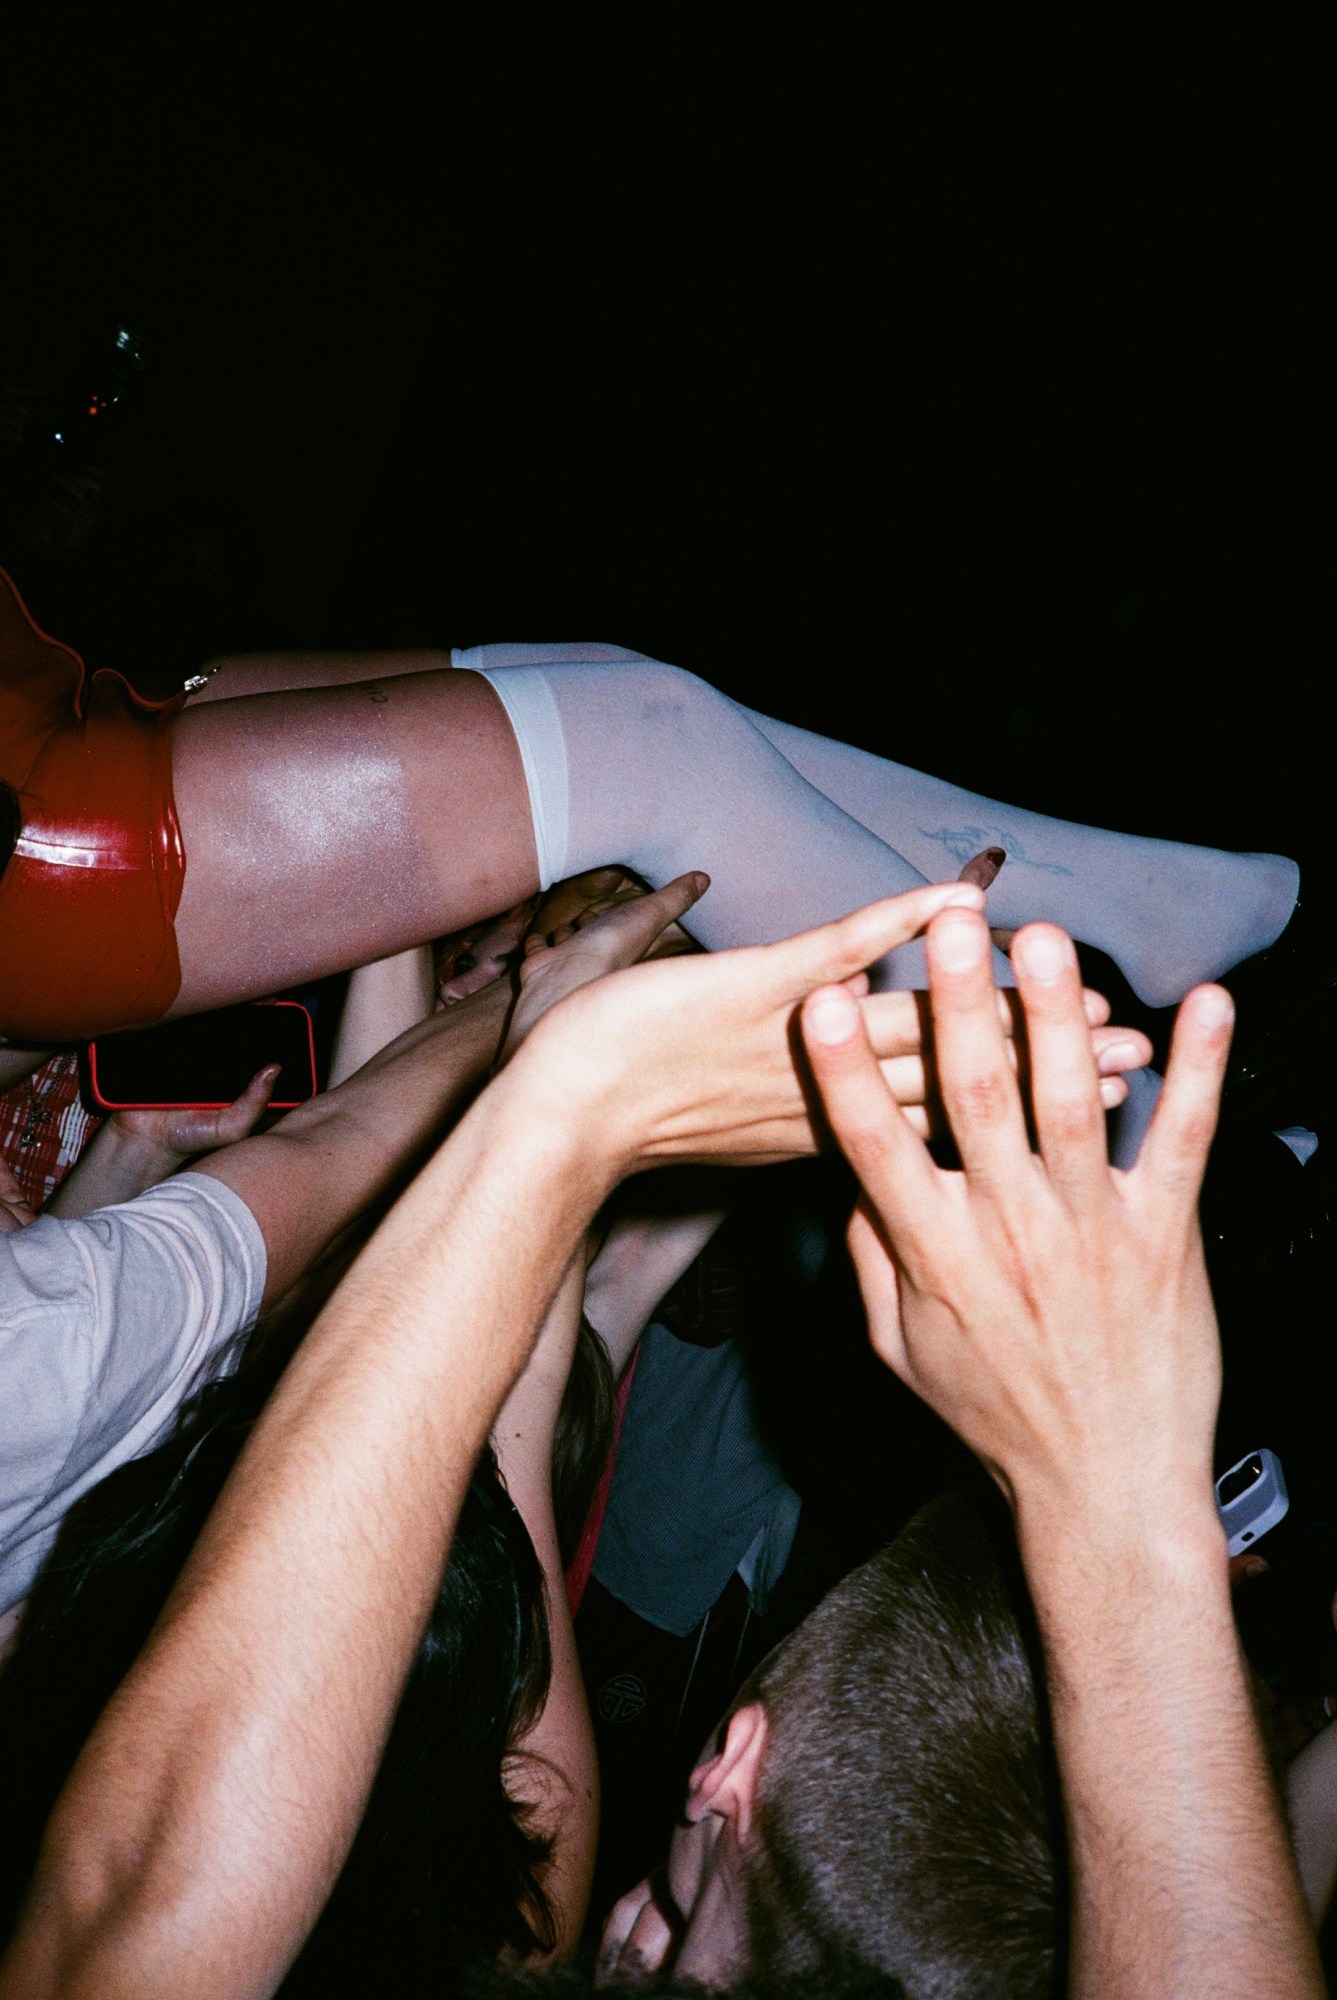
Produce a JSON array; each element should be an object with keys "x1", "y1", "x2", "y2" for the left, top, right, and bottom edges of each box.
[
  {"x1": 800, "y1": 985, "x2": 941, "y2": 1229},
  {"x1": 1011, "y1": 924, "x2": 1113, "y2": 1197},
  {"x1": 1137, "y1": 984, "x2": 1234, "y2": 1215},
  {"x1": 925, "y1": 907, "x2": 1029, "y2": 1181}
]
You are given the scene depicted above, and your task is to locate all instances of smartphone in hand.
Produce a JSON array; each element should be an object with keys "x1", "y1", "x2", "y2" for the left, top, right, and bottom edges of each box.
[
  {"x1": 85, "y1": 1001, "x2": 317, "y2": 1112},
  {"x1": 1215, "y1": 1448, "x2": 1290, "y2": 1557}
]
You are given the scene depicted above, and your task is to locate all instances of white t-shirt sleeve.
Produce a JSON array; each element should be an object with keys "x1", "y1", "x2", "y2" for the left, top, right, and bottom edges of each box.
[{"x1": 0, "y1": 1173, "x2": 266, "y2": 1614}]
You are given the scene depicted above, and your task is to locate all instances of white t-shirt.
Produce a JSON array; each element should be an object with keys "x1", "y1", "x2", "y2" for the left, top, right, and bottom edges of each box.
[{"x1": 0, "y1": 1173, "x2": 266, "y2": 1614}]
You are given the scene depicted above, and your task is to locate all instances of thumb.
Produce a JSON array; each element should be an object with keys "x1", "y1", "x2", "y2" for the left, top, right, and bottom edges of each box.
[{"x1": 217, "y1": 1064, "x2": 282, "y2": 1139}]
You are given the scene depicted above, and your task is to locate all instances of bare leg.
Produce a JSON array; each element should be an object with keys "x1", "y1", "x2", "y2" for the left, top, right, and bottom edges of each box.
[
  {"x1": 169, "y1": 669, "x2": 539, "y2": 1012},
  {"x1": 186, "y1": 650, "x2": 456, "y2": 703},
  {"x1": 169, "y1": 648, "x2": 989, "y2": 1015}
]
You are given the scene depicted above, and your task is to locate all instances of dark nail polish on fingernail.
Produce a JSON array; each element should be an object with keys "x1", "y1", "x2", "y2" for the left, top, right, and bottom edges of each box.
[{"x1": 986, "y1": 847, "x2": 1005, "y2": 866}]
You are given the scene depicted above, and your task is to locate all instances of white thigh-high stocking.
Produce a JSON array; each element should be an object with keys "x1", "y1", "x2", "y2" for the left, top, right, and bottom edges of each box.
[
  {"x1": 451, "y1": 645, "x2": 1298, "y2": 1008},
  {"x1": 450, "y1": 645, "x2": 1006, "y2": 990},
  {"x1": 736, "y1": 706, "x2": 1298, "y2": 1009}
]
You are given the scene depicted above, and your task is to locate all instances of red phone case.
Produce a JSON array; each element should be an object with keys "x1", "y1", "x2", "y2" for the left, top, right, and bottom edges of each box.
[{"x1": 84, "y1": 1001, "x2": 318, "y2": 1111}]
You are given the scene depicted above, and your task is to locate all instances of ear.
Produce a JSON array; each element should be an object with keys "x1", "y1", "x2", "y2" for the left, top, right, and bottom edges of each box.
[{"x1": 685, "y1": 1701, "x2": 770, "y2": 1844}]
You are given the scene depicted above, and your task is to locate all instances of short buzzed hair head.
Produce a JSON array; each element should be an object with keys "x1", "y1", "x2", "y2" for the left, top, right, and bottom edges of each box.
[{"x1": 742, "y1": 1491, "x2": 1064, "y2": 1997}]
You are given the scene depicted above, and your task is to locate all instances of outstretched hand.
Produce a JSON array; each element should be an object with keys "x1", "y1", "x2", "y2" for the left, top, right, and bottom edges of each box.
[
  {"x1": 800, "y1": 906, "x2": 1232, "y2": 1534},
  {"x1": 516, "y1": 876, "x2": 1009, "y2": 1172},
  {"x1": 501, "y1": 871, "x2": 709, "y2": 1062},
  {"x1": 506, "y1": 869, "x2": 1151, "y2": 1141},
  {"x1": 113, "y1": 1065, "x2": 282, "y2": 1163}
]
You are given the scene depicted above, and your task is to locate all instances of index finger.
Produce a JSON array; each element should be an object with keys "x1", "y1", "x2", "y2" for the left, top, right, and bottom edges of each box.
[
  {"x1": 799, "y1": 983, "x2": 943, "y2": 1241},
  {"x1": 598, "y1": 871, "x2": 709, "y2": 962},
  {"x1": 780, "y1": 880, "x2": 987, "y2": 994}
]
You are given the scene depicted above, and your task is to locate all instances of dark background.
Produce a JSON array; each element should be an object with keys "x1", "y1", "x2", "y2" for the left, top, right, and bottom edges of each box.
[
  {"x1": 6, "y1": 15, "x2": 1337, "y2": 1939},
  {"x1": 2, "y1": 16, "x2": 1325, "y2": 859}
]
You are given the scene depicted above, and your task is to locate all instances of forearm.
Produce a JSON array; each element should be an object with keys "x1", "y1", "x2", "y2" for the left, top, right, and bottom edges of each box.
[
  {"x1": 3, "y1": 881, "x2": 970, "y2": 1998},
  {"x1": 492, "y1": 1257, "x2": 601, "y2": 1950},
  {"x1": 326, "y1": 946, "x2": 437, "y2": 1088},
  {"x1": 1019, "y1": 1496, "x2": 1323, "y2": 2000},
  {"x1": 582, "y1": 1204, "x2": 725, "y2": 1376},
  {"x1": 0, "y1": 1071, "x2": 614, "y2": 2000},
  {"x1": 195, "y1": 975, "x2": 510, "y2": 1304}
]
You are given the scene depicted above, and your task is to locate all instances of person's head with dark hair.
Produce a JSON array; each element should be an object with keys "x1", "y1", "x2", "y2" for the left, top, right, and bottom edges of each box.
[
  {"x1": 0, "y1": 1266, "x2": 612, "y2": 1995},
  {"x1": 599, "y1": 1492, "x2": 1063, "y2": 1997}
]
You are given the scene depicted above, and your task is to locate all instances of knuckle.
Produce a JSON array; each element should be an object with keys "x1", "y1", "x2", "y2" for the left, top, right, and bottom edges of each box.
[
  {"x1": 837, "y1": 1112, "x2": 899, "y2": 1172},
  {"x1": 1169, "y1": 1102, "x2": 1219, "y2": 1161},
  {"x1": 1045, "y1": 1092, "x2": 1103, "y2": 1147},
  {"x1": 954, "y1": 1068, "x2": 1012, "y2": 1130}
]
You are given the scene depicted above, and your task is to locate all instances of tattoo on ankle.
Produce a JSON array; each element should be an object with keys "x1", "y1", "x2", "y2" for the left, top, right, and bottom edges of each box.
[{"x1": 919, "y1": 825, "x2": 1074, "y2": 876}]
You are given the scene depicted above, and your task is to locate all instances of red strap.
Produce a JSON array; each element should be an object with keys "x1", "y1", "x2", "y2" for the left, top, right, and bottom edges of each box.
[{"x1": 564, "y1": 1344, "x2": 639, "y2": 1619}]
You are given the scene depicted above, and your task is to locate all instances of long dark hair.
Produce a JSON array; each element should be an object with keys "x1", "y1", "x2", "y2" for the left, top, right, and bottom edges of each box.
[{"x1": 0, "y1": 1256, "x2": 617, "y2": 1993}]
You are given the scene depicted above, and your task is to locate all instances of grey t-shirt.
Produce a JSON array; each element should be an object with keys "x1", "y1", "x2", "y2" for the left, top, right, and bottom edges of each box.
[{"x1": 0, "y1": 1173, "x2": 266, "y2": 1613}]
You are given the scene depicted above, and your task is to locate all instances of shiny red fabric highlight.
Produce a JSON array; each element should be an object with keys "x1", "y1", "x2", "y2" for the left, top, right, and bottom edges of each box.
[{"x1": 0, "y1": 567, "x2": 187, "y2": 1040}]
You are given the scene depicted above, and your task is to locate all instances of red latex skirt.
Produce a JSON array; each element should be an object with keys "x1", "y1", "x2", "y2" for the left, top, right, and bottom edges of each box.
[{"x1": 0, "y1": 568, "x2": 186, "y2": 1041}]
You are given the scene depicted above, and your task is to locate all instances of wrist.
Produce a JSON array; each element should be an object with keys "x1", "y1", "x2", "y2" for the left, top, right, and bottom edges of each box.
[
  {"x1": 476, "y1": 1053, "x2": 625, "y2": 1208},
  {"x1": 1008, "y1": 1439, "x2": 1222, "y2": 1563},
  {"x1": 1015, "y1": 1479, "x2": 1229, "y2": 1645},
  {"x1": 500, "y1": 1021, "x2": 645, "y2": 1185},
  {"x1": 104, "y1": 1122, "x2": 187, "y2": 1174}
]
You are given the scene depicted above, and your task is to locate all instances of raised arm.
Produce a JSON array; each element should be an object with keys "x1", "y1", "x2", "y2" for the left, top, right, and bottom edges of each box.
[
  {"x1": 0, "y1": 876, "x2": 996, "y2": 2000},
  {"x1": 189, "y1": 970, "x2": 510, "y2": 1307},
  {"x1": 326, "y1": 945, "x2": 437, "y2": 1087},
  {"x1": 800, "y1": 909, "x2": 1324, "y2": 2000}
]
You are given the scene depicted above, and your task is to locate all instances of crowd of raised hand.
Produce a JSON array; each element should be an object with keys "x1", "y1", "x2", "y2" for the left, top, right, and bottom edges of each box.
[{"x1": 0, "y1": 846, "x2": 1328, "y2": 1997}]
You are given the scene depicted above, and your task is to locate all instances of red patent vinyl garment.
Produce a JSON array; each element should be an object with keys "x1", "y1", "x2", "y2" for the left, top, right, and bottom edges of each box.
[{"x1": 0, "y1": 567, "x2": 186, "y2": 1041}]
